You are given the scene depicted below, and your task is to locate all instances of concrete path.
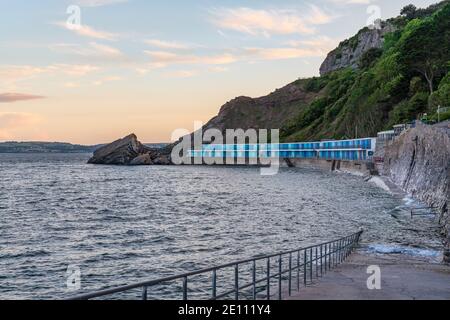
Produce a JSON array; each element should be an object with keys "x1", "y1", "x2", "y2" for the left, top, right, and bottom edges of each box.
[{"x1": 285, "y1": 250, "x2": 450, "y2": 300}]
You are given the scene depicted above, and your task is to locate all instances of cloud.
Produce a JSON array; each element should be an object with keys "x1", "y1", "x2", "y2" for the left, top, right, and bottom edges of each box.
[
  {"x1": 144, "y1": 51, "x2": 237, "y2": 68},
  {"x1": 50, "y1": 42, "x2": 124, "y2": 58},
  {"x1": 0, "y1": 64, "x2": 100, "y2": 89},
  {"x1": 92, "y1": 76, "x2": 122, "y2": 86},
  {"x1": 140, "y1": 34, "x2": 337, "y2": 72},
  {"x1": 209, "y1": 66, "x2": 229, "y2": 73},
  {"x1": 144, "y1": 39, "x2": 192, "y2": 50},
  {"x1": 0, "y1": 93, "x2": 45, "y2": 103},
  {"x1": 0, "y1": 112, "x2": 41, "y2": 140},
  {"x1": 243, "y1": 47, "x2": 324, "y2": 61},
  {"x1": 285, "y1": 36, "x2": 339, "y2": 52},
  {"x1": 55, "y1": 22, "x2": 118, "y2": 41},
  {"x1": 210, "y1": 5, "x2": 334, "y2": 36},
  {"x1": 329, "y1": 0, "x2": 374, "y2": 4},
  {"x1": 0, "y1": 65, "x2": 46, "y2": 81},
  {"x1": 164, "y1": 70, "x2": 198, "y2": 79},
  {"x1": 242, "y1": 36, "x2": 339, "y2": 61},
  {"x1": 0, "y1": 65, "x2": 48, "y2": 90},
  {"x1": 47, "y1": 64, "x2": 100, "y2": 76},
  {"x1": 76, "y1": 0, "x2": 129, "y2": 7}
]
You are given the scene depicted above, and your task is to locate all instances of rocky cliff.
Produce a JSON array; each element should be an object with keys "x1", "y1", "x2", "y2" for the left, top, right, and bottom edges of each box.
[
  {"x1": 382, "y1": 122, "x2": 450, "y2": 262},
  {"x1": 320, "y1": 22, "x2": 396, "y2": 76},
  {"x1": 88, "y1": 134, "x2": 171, "y2": 165},
  {"x1": 199, "y1": 81, "x2": 321, "y2": 135}
]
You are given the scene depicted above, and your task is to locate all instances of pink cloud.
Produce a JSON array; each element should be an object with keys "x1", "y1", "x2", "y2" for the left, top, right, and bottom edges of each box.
[{"x1": 0, "y1": 93, "x2": 45, "y2": 103}]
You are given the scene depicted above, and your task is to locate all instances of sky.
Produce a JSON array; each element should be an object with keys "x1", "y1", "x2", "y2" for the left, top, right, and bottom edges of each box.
[{"x1": 0, "y1": 0, "x2": 440, "y2": 144}]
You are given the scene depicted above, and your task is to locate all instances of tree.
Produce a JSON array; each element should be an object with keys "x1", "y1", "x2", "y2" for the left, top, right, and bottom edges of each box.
[
  {"x1": 401, "y1": 4, "x2": 417, "y2": 19},
  {"x1": 398, "y1": 4, "x2": 450, "y2": 94}
]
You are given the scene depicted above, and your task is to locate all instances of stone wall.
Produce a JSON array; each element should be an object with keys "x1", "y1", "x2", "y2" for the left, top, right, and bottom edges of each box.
[
  {"x1": 287, "y1": 158, "x2": 374, "y2": 176},
  {"x1": 382, "y1": 122, "x2": 450, "y2": 263}
]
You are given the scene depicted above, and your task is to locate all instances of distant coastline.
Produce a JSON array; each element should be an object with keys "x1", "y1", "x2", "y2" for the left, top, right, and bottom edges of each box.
[{"x1": 0, "y1": 142, "x2": 168, "y2": 154}]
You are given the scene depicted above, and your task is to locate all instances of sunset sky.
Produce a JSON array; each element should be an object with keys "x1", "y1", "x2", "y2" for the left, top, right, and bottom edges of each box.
[{"x1": 0, "y1": 0, "x2": 438, "y2": 144}]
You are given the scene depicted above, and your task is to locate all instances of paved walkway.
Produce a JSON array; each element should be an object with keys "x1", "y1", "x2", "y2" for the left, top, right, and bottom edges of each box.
[{"x1": 285, "y1": 250, "x2": 450, "y2": 300}]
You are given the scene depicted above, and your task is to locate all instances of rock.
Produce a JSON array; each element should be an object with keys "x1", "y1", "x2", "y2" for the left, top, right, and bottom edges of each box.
[
  {"x1": 129, "y1": 153, "x2": 153, "y2": 165},
  {"x1": 88, "y1": 134, "x2": 148, "y2": 165},
  {"x1": 320, "y1": 22, "x2": 396, "y2": 76},
  {"x1": 88, "y1": 133, "x2": 173, "y2": 166},
  {"x1": 382, "y1": 121, "x2": 450, "y2": 263},
  {"x1": 152, "y1": 155, "x2": 172, "y2": 165}
]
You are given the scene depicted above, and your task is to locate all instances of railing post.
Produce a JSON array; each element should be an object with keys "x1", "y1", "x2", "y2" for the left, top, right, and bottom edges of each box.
[
  {"x1": 252, "y1": 260, "x2": 256, "y2": 300},
  {"x1": 324, "y1": 244, "x2": 327, "y2": 272},
  {"x1": 183, "y1": 276, "x2": 188, "y2": 301},
  {"x1": 309, "y1": 248, "x2": 313, "y2": 282},
  {"x1": 320, "y1": 244, "x2": 323, "y2": 276},
  {"x1": 345, "y1": 238, "x2": 351, "y2": 260},
  {"x1": 328, "y1": 243, "x2": 331, "y2": 269},
  {"x1": 333, "y1": 242, "x2": 337, "y2": 266},
  {"x1": 303, "y1": 249, "x2": 307, "y2": 286},
  {"x1": 347, "y1": 236, "x2": 353, "y2": 257},
  {"x1": 315, "y1": 246, "x2": 318, "y2": 277},
  {"x1": 266, "y1": 258, "x2": 270, "y2": 300},
  {"x1": 142, "y1": 286, "x2": 148, "y2": 301},
  {"x1": 288, "y1": 253, "x2": 292, "y2": 296},
  {"x1": 235, "y1": 264, "x2": 239, "y2": 300},
  {"x1": 212, "y1": 269, "x2": 217, "y2": 300},
  {"x1": 334, "y1": 241, "x2": 339, "y2": 266},
  {"x1": 278, "y1": 255, "x2": 282, "y2": 300},
  {"x1": 346, "y1": 237, "x2": 348, "y2": 257},
  {"x1": 297, "y1": 250, "x2": 300, "y2": 291}
]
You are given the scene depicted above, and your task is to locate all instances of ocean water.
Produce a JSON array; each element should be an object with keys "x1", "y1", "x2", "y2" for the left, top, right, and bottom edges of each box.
[{"x1": 0, "y1": 153, "x2": 443, "y2": 299}]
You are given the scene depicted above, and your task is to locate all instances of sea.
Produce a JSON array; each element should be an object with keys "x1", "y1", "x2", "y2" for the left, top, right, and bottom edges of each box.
[{"x1": 0, "y1": 153, "x2": 443, "y2": 299}]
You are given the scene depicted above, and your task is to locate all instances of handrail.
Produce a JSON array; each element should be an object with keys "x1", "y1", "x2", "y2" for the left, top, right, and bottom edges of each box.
[
  {"x1": 67, "y1": 230, "x2": 363, "y2": 300},
  {"x1": 411, "y1": 206, "x2": 438, "y2": 217}
]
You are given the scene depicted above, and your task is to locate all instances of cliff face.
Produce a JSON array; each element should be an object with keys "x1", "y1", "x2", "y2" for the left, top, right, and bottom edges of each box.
[
  {"x1": 382, "y1": 122, "x2": 450, "y2": 262},
  {"x1": 199, "y1": 81, "x2": 321, "y2": 134},
  {"x1": 320, "y1": 22, "x2": 396, "y2": 76}
]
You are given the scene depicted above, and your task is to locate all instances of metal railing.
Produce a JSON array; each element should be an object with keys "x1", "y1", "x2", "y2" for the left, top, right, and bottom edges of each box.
[
  {"x1": 68, "y1": 231, "x2": 363, "y2": 300},
  {"x1": 411, "y1": 207, "x2": 438, "y2": 218}
]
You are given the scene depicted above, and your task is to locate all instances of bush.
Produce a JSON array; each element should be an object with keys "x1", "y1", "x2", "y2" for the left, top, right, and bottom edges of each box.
[
  {"x1": 304, "y1": 76, "x2": 329, "y2": 93},
  {"x1": 359, "y1": 48, "x2": 383, "y2": 70}
]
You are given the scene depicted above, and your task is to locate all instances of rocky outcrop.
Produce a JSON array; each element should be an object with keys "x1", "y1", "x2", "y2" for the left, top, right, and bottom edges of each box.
[
  {"x1": 88, "y1": 134, "x2": 172, "y2": 165},
  {"x1": 320, "y1": 22, "x2": 396, "y2": 76},
  {"x1": 195, "y1": 82, "x2": 321, "y2": 136},
  {"x1": 382, "y1": 122, "x2": 450, "y2": 263}
]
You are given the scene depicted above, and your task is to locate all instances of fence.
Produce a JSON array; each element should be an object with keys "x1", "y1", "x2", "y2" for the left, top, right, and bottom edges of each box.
[{"x1": 68, "y1": 231, "x2": 363, "y2": 300}]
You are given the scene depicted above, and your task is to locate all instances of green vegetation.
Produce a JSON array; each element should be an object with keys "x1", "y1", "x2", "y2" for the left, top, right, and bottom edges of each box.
[{"x1": 281, "y1": 1, "x2": 450, "y2": 142}]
